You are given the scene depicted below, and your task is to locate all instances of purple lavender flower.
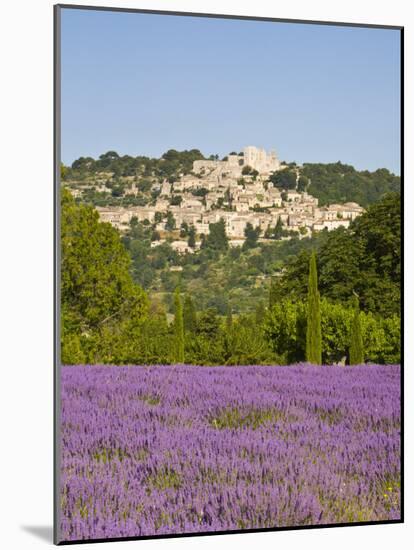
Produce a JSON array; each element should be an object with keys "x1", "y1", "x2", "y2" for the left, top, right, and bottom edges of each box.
[{"x1": 59, "y1": 364, "x2": 401, "y2": 541}]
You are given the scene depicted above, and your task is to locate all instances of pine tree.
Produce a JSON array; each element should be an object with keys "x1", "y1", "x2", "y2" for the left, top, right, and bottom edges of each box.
[
  {"x1": 173, "y1": 287, "x2": 185, "y2": 363},
  {"x1": 183, "y1": 295, "x2": 197, "y2": 333},
  {"x1": 306, "y1": 251, "x2": 322, "y2": 364},
  {"x1": 349, "y1": 295, "x2": 364, "y2": 365}
]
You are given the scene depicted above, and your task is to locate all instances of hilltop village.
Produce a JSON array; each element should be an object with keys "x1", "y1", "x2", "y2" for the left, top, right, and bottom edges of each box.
[{"x1": 65, "y1": 146, "x2": 364, "y2": 253}]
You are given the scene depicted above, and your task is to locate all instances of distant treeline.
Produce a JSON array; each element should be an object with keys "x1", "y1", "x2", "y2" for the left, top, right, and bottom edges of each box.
[
  {"x1": 268, "y1": 161, "x2": 400, "y2": 208},
  {"x1": 61, "y1": 190, "x2": 401, "y2": 366},
  {"x1": 63, "y1": 150, "x2": 400, "y2": 208},
  {"x1": 64, "y1": 149, "x2": 206, "y2": 182},
  {"x1": 301, "y1": 162, "x2": 400, "y2": 207}
]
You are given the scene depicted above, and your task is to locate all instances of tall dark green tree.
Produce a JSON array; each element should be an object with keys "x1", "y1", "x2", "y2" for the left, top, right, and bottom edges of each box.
[
  {"x1": 165, "y1": 211, "x2": 176, "y2": 231},
  {"x1": 206, "y1": 218, "x2": 228, "y2": 251},
  {"x1": 173, "y1": 288, "x2": 185, "y2": 363},
  {"x1": 188, "y1": 225, "x2": 196, "y2": 248},
  {"x1": 273, "y1": 217, "x2": 284, "y2": 240},
  {"x1": 183, "y1": 295, "x2": 197, "y2": 333},
  {"x1": 297, "y1": 175, "x2": 309, "y2": 193},
  {"x1": 306, "y1": 251, "x2": 322, "y2": 364},
  {"x1": 243, "y1": 223, "x2": 261, "y2": 250},
  {"x1": 349, "y1": 295, "x2": 364, "y2": 365},
  {"x1": 200, "y1": 234, "x2": 207, "y2": 249}
]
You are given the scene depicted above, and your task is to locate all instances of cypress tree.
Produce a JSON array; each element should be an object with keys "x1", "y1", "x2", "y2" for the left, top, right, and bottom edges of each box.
[
  {"x1": 206, "y1": 218, "x2": 228, "y2": 251},
  {"x1": 187, "y1": 225, "x2": 196, "y2": 249},
  {"x1": 349, "y1": 295, "x2": 364, "y2": 365},
  {"x1": 306, "y1": 251, "x2": 322, "y2": 364},
  {"x1": 243, "y1": 222, "x2": 261, "y2": 250},
  {"x1": 224, "y1": 305, "x2": 236, "y2": 362},
  {"x1": 173, "y1": 287, "x2": 185, "y2": 363},
  {"x1": 165, "y1": 211, "x2": 176, "y2": 231},
  {"x1": 274, "y1": 217, "x2": 284, "y2": 240},
  {"x1": 183, "y1": 295, "x2": 197, "y2": 333}
]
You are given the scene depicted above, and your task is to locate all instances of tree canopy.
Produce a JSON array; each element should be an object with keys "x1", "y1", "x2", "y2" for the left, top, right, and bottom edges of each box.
[
  {"x1": 60, "y1": 151, "x2": 401, "y2": 366},
  {"x1": 61, "y1": 189, "x2": 148, "y2": 363},
  {"x1": 271, "y1": 193, "x2": 401, "y2": 317},
  {"x1": 205, "y1": 219, "x2": 229, "y2": 251},
  {"x1": 269, "y1": 169, "x2": 297, "y2": 190},
  {"x1": 301, "y1": 162, "x2": 400, "y2": 207}
]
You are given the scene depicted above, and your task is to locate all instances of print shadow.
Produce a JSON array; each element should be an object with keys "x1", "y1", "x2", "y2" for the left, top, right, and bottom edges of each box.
[{"x1": 21, "y1": 525, "x2": 53, "y2": 543}]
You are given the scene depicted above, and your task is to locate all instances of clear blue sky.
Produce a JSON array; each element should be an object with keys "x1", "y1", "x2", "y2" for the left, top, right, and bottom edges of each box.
[{"x1": 61, "y1": 8, "x2": 401, "y2": 173}]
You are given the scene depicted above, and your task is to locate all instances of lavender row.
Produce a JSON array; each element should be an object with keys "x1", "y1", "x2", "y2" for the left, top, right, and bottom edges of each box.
[{"x1": 60, "y1": 364, "x2": 400, "y2": 541}]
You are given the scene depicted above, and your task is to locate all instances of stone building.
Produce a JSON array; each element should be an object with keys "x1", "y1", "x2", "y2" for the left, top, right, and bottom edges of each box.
[
  {"x1": 90, "y1": 145, "x2": 365, "y2": 245},
  {"x1": 243, "y1": 146, "x2": 280, "y2": 173},
  {"x1": 193, "y1": 146, "x2": 280, "y2": 179}
]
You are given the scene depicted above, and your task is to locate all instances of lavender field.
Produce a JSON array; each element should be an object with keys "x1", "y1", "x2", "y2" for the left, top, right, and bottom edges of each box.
[{"x1": 60, "y1": 364, "x2": 401, "y2": 542}]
